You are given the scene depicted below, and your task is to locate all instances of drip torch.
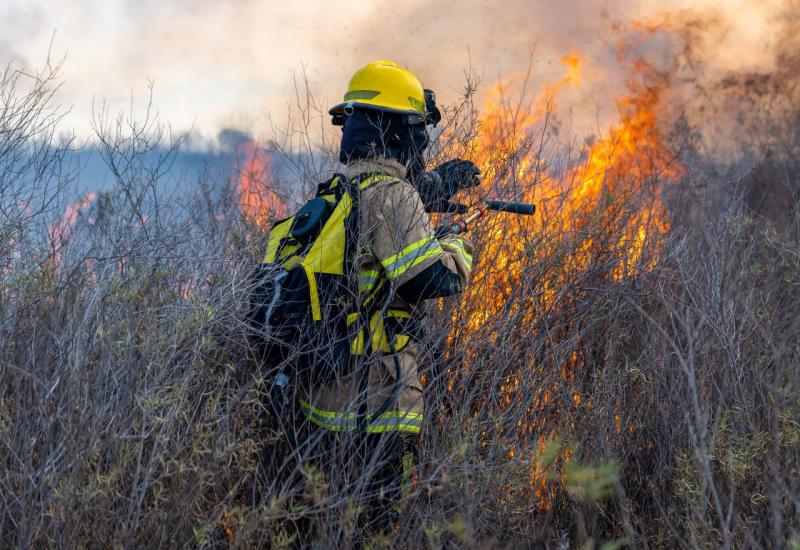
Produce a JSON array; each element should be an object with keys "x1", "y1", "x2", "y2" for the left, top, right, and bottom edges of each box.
[{"x1": 435, "y1": 200, "x2": 536, "y2": 237}]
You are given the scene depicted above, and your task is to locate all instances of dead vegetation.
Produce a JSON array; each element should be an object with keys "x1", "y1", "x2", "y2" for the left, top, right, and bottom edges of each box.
[{"x1": 0, "y1": 58, "x2": 798, "y2": 549}]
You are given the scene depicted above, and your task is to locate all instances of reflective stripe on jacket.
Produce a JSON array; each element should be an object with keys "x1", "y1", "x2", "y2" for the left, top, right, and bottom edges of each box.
[{"x1": 299, "y1": 157, "x2": 474, "y2": 433}]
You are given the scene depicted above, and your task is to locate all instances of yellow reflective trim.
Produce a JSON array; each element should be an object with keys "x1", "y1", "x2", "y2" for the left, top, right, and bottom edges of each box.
[
  {"x1": 370, "y1": 410, "x2": 422, "y2": 420},
  {"x1": 344, "y1": 89, "x2": 380, "y2": 101},
  {"x1": 299, "y1": 399, "x2": 422, "y2": 433},
  {"x1": 299, "y1": 399, "x2": 356, "y2": 419},
  {"x1": 300, "y1": 261, "x2": 321, "y2": 321},
  {"x1": 383, "y1": 237, "x2": 433, "y2": 267},
  {"x1": 358, "y1": 269, "x2": 380, "y2": 293},
  {"x1": 388, "y1": 248, "x2": 441, "y2": 279},
  {"x1": 365, "y1": 423, "x2": 421, "y2": 434},
  {"x1": 299, "y1": 399, "x2": 423, "y2": 421},
  {"x1": 440, "y1": 237, "x2": 473, "y2": 270},
  {"x1": 381, "y1": 236, "x2": 443, "y2": 280}
]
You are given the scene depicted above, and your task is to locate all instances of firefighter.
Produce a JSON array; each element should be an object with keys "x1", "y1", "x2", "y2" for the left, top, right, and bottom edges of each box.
[{"x1": 253, "y1": 60, "x2": 479, "y2": 541}]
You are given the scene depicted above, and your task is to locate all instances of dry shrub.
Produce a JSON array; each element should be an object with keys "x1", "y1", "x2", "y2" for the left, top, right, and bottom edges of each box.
[{"x1": 0, "y1": 60, "x2": 798, "y2": 549}]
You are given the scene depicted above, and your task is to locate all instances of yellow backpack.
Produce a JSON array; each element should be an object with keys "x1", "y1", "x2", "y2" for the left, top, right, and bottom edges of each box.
[{"x1": 248, "y1": 172, "x2": 392, "y2": 381}]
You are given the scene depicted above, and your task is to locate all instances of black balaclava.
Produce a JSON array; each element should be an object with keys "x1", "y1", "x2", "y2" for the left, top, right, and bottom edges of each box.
[{"x1": 339, "y1": 108, "x2": 429, "y2": 182}]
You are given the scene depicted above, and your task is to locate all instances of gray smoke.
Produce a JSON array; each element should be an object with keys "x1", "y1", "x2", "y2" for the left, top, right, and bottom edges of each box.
[{"x1": 0, "y1": 0, "x2": 796, "y2": 155}]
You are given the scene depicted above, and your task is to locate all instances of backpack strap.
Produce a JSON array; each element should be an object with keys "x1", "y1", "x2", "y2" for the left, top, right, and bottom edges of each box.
[
  {"x1": 340, "y1": 171, "x2": 393, "y2": 317},
  {"x1": 316, "y1": 173, "x2": 346, "y2": 196},
  {"x1": 341, "y1": 172, "x2": 371, "y2": 303}
]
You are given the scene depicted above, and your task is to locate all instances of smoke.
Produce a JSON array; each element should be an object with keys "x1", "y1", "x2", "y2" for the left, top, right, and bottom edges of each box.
[
  {"x1": 0, "y1": 4, "x2": 44, "y2": 66},
  {"x1": 0, "y1": 0, "x2": 796, "y2": 156},
  {"x1": 319, "y1": 0, "x2": 799, "y2": 161},
  {"x1": 0, "y1": 0, "x2": 373, "y2": 138},
  {"x1": 624, "y1": 3, "x2": 800, "y2": 161}
]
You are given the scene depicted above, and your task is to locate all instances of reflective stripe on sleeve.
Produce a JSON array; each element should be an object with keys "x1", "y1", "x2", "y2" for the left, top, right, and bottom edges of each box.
[
  {"x1": 358, "y1": 269, "x2": 380, "y2": 293},
  {"x1": 440, "y1": 237, "x2": 473, "y2": 270},
  {"x1": 299, "y1": 399, "x2": 423, "y2": 434},
  {"x1": 381, "y1": 236, "x2": 443, "y2": 281}
]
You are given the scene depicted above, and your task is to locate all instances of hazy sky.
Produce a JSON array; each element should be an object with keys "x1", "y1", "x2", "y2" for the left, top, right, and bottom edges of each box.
[{"x1": 0, "y1": 0, "x2": 787, "y2": 144}]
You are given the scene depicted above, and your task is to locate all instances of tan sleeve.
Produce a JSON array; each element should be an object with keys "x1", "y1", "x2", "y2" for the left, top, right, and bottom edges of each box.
[
  {"x1": 362, "y1": 180, "x2": 473, "y2": 287},
  {"x1": 438, "y1": 235, "x2": 474, "y2": 281}
]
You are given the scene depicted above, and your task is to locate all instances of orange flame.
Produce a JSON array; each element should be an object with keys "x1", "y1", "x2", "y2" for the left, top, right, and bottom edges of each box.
[
  {"x1": 49, "y1": 193, "x2": 96, "y2": 260},
  {"x1": 452, "y1": 48, "x2": 675, "y2": 331},
  {"x1": 443, "y1": 37, "x2": 679, "y2": 488},
  {"x1": 236, "y1": 139, "x2": 285, "y2": 225}
]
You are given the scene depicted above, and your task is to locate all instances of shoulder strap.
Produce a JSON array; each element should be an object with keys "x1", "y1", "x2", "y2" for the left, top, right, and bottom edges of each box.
[
  {"x1": 341, "y1": 173, "x2": 370, "y2": 298},
  {"x1": 340, "y1": 170, "x2": 390, "y2": 279},
  {"x1": 316, "y1": 173, "x2": 346, "y2": 196}
]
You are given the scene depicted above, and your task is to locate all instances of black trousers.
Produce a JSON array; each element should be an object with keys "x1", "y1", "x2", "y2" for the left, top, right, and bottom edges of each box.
[{"x1": 314, "y1": 430, "x2": 416, "y2": 542}]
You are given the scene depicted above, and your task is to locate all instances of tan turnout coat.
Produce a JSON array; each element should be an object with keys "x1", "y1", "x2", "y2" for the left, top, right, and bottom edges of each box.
[{"x1": 298, "y1": 157, "x2": 473, "y2": 434}]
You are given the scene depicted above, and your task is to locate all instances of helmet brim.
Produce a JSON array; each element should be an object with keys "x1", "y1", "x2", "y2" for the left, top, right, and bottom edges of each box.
[{"x1": 328, "y1": 101, "x2": 424, "y2": 118}]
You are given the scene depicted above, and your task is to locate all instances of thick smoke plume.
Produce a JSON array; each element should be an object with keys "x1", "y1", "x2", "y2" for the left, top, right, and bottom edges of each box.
[{"x1": 3, "y1": 0, "x2": 797, "y2": 146}]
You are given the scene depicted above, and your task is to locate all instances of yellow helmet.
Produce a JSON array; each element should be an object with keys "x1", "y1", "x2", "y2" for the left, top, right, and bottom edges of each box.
[{"x1": 329, "y1": 60, "x2": 426, "y2": 118}]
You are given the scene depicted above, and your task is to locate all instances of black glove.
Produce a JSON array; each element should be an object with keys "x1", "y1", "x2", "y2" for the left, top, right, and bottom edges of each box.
[{"x1": 415, "y1": 159, "x2": 481, "y2": 212}]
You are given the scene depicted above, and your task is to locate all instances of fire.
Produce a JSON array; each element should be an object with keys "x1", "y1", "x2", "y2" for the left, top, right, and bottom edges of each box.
[
  {"x1": 236, "y1": 138, "x2": 285, "y2": 225},
  {"x1": 452, "y1": 45, "x2": 675, "y2": 328},
  {"x1": 49, "y1": 193, "x2": 96, "y2": 260},
  {"x1": 442, "y1": 31, "x2": 679, "y2": 489}
]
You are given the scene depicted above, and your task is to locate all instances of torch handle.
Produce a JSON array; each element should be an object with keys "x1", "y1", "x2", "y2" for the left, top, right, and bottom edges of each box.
[
  {"x1": 433, "y1": 200, "x2": 535, "y2": 237},
  {"x1": 434, "y1": 208, "x2": 486, "y2": 237}
]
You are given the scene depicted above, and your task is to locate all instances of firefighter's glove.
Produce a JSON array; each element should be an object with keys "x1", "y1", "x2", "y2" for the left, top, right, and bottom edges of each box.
[
  {"x1": 416, "y1": 159, "x2": 481, "y2": 213},
  {"x1": 434, "y1": 158, "x2": 481, "y2": 194},
  {"x1": 425, "y1": 200, "x2": 468, "y2": 214}
]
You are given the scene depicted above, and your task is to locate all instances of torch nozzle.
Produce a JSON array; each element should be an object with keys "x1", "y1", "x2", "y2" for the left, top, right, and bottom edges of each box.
[
  {"x1": 485, "y1": 200, "x2": 536, "y2": 215},
  {"x1": 434, "y1": 200, "x2": 536, "y2": 237}
]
